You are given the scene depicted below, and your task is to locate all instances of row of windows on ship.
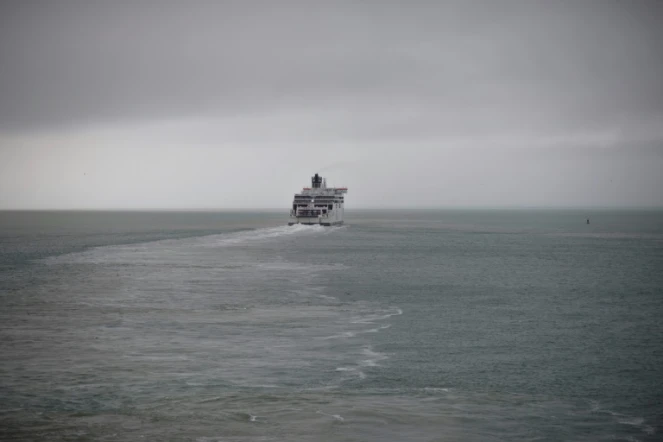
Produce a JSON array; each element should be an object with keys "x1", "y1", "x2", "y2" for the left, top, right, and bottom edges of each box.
[
  {"x1": 293, "y1": 204, "x2": 341, "y2": 210},
  {"x1": 295, "y1": 197, "x2": 343, "y2": 203},
  {"x1": 293, "y1": 208, "x2": 337, "y2": 216},
  {"x1": 294, "y1": 196, "x2": 343, "y2": 199},
  {"x1": 295, "y1": 196, "x2": 344, "y2": 201},
  {"x1": 293, "y1": 201, "x2": 343, "y2": 204}
]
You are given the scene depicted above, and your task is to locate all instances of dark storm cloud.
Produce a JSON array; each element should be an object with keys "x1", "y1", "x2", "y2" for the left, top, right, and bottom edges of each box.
[{"x1": 1, "y1": 0, "x2": 662, "y2": 139}]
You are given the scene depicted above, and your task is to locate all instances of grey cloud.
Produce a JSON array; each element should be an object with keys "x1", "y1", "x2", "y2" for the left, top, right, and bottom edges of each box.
[{"x1": 1, "y1": 0, "x2": 662, "y2": 140}]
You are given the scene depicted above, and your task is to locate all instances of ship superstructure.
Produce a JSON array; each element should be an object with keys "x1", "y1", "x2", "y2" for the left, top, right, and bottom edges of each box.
[{"x1": 288, "y1": 173, "x2": 348, "y2": 226}]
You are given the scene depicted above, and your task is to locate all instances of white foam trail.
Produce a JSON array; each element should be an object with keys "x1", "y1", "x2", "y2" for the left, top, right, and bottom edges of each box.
[
  {"x1": 320, "y1": 324, "x2": 391, "y2": 340},
  {"x1": 320, "y1": 331, "x2": 357, "y2": 340},
  {"x1": 617, "y1": 416, "x2": 655, "y2": 435},
  {"x1": 351, "y1": 308, "x2": 403, "y2": 324},
  {"x1": 591, "y1": 401, "x2": 654, "y2": 436},
  {"x1": 618, "y1": 417, "x2": 645, "y2": 426},
  {"x1": 316, "y1": 410, "x2": 345, "y2": 421},
  {"x1": 335, "y1": 367, "x2": 367, "y2": 379},
  {"x1": 209, "y1": 224, "x2": 326, "y2": 246},
  {"x1": 45, "y1": 223, "x2": 331, "y2": 265},
  {"x1": 423, "y1": 387, "x2": 450, "y2": 393},
  {"x1": 362, "y1": 347, "x2": 387, "y2": 359},
  {"x1": 359, "y1": 346, "x2": 388, "y2": 367},
  {"x1": 365, "y1": 324, "x2": 392, "y2": 333}
]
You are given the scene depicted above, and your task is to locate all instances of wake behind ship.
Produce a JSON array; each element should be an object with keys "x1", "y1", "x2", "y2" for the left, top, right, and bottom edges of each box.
[{"x1": 289, "y1": 173, "x2": 348, "y2": 226}]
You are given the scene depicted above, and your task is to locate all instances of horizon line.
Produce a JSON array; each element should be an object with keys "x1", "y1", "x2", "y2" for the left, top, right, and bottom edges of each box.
[{"x1": 2, "y1": 206, "x2": 662, "y2": 212}]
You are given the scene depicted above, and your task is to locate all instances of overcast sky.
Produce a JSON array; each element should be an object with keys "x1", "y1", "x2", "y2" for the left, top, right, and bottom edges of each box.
[{"x1": 1, "y1": 0, "x2": 662, "y2": 209}]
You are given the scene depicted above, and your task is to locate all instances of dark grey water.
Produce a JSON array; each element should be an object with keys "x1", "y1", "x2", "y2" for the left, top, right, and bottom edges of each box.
[{"x1": 1, "y1": 209, "x2": 662, "y2": 441}]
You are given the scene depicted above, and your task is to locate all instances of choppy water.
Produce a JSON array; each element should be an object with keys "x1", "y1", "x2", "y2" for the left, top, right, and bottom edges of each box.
[{"x1": 1, "y1": 209, "x2": 662, "y2": 441}]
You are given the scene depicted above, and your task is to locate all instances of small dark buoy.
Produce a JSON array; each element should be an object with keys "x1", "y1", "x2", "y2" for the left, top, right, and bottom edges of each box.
[{"x1": 586, "y1": 218, "x2": 590, "y2": 224}]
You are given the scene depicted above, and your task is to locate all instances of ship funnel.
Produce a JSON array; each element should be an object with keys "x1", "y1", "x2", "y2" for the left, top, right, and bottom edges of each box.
[{"x1": 312, "y1": 173, "x2": 323, "y2": 189}]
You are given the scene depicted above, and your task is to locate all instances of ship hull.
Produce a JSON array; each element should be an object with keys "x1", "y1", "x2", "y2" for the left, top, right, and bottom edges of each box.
[{"x1": 288, "y1": 219, "x2": 344, "y2": 226}]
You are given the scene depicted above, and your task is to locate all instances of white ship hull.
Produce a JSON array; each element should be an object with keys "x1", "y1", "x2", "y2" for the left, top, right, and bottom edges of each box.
[
  {"x1": 288, "y1": 218, "x2": 344, "y2": 226},
  {"x1": 288, "y1": 174, "x2": 348, "y2": 226}
]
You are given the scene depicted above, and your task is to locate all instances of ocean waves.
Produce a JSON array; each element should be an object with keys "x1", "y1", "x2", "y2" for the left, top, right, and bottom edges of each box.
[
  {"x1": 3, "y1": 210, "x2": 662, "y2": 441},
  {"x1": 42, "y1": 223, "x2": 342, "y2": 266}
]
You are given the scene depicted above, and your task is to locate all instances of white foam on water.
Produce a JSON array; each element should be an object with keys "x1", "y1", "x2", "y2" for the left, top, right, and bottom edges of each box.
[
  {"x1": 209, "y1": 223, "x2": 327, "y2": 246},
  {"x1": 44, "y1": 223, "x2": 331, "y2": 265},
  {"x1": 319, "y1": 322, "x2": 392, "y2": 340},
  {"x1": 617, "y1": 416, "x2": 655, "y2": 436},
  {"x1": 320, "y1": 331, "x2": 357, "y2": 340},
  {"x1": 351, "y1": 307, "x2": 403, "y2": 324},
  {"x1": 591, "y1": 402, "x2": 654, "y2": 437},
  {"x1": 316, "y1": 410, "x2": 345, "y2": 422},
  {"x1": 335, "y1": 367, "x2": 367, "y2": 379},
  {"x1": 365, "y1": 324, "x2": 392, "y2": 333},
  {"x1": 359, "y1": 346, "x2": 389, "y2": 367},
  {"x1": 619, "y1": 417, "x2": 645, "y2": 426},
  {"x1": 423, "y1": 387, "x2": 450, "y2": 393}
]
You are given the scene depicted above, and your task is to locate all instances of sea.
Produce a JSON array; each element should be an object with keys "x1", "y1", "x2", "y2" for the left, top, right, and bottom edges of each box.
[{"x1": 1, "y1": 209, "x2": 662, "y2": 442}]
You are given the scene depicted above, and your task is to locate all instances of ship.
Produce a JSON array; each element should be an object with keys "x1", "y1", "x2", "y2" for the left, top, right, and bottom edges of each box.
[{"x1": 288, "y1": 173, "x2": 348, "y2": 226}]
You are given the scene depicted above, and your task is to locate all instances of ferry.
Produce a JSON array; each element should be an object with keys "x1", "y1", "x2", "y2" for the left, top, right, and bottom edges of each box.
[{"x1": 288, "y1": 173, "x2": 348, "y2": 226}]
